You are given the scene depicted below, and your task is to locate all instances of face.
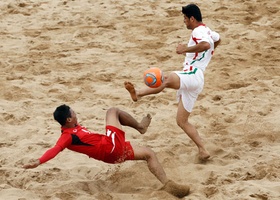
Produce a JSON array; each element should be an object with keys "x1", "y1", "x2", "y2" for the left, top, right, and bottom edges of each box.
[
  {"x1": 67, "y1": 108, "x2": 78, "y2": 126},
  {"x1": 183, "y1": 15, "x2": 193, "y2": 30}
]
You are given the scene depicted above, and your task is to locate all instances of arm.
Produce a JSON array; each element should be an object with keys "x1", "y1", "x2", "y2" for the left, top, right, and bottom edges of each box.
[
  {"x1": 176, "y1": 41, "x2": 210, "y2": 54},
  {"x1": 23, "y1": 145, "x2": 63, "y2": 169},
  {"x1": 214, "y1": 39, "x2": 221, "y2": 49}
]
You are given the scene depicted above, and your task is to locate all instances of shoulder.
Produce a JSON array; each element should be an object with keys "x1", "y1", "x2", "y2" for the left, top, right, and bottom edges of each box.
[
  {"x1": 203, "y1": 25, "x2": 219, "y2": 36},
  {"x1": 194, "y1": 25, "x2": 220, "y2": 40},
  {"x1": 56, "y1": 132, "x2": 72, "y2": 148},
  {"x1": 192, "y1": 25, "x2": 208, "y2": 35},
  {"x1": 58, "y1": 132, "x2": 72, "y2": 141}
]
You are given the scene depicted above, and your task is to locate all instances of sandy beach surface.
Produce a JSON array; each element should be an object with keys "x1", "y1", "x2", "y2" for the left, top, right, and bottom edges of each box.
[{"x1": 0, "y1": 0, "x2": 279, "y2": 199}]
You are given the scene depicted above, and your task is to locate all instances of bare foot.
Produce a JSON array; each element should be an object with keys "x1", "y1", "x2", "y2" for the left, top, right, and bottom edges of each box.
[
  {"x1": 199, "y1": 149, "x2": 210, "y2": 161},
  {"x1": 138, "y1": 114, "x2": 152, "y2": 134},
  {"x1": 124, "y1": 81, "x2": 138, "y2": 102},
  {"x1": 161, "y1": 180, "x2": 190, "y2": 198}
]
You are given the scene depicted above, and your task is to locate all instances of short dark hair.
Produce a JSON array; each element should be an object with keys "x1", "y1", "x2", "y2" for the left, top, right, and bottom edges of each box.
[
  {"x1": 182, "y1": 4, "x2": 202, "y2": 22},
  {"x1": 53, "y1": 104, "x2": 71, "y2": 126}
]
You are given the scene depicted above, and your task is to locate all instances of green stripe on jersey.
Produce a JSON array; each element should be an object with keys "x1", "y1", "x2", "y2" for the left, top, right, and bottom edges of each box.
[
  {"x1": 190, "y1": 50, "x2": 207, "y2": 65},
  {"x1": 179, "y1": 68, "x2": 197, "y2": 75}
]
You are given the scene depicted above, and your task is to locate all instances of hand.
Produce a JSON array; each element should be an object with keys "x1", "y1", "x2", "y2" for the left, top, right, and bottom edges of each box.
[
  {"x1": 22, "y1": 159, "x2": 40, "y2": 169},
  {"x1": 176, "y1": 43, "x2": 188, "y2": 54}
]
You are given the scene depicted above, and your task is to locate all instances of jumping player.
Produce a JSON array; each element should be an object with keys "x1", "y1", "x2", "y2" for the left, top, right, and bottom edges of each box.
[
  {"x1": 23, "y1": 105, "x2": 190, "y2": 198},
  {"x1": 124, "y1": 4, "x2": 221, "y2": 160}
]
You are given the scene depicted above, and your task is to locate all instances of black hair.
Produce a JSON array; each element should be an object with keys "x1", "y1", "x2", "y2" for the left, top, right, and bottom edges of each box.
[
  {"x1": 182, "y1": 4, "x2": 202, "y2": 22},
  {"x1": 53, "y1": 104, "x2": 71, "y2": 126}
]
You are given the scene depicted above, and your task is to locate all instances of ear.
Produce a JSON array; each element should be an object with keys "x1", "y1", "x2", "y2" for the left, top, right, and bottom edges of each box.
[
  {"x1": 66, "y1": 118, "x2": 72, "y2": 123},
  {"x1": 190, "y1": 16, "x2": 195, "y2": 22}
]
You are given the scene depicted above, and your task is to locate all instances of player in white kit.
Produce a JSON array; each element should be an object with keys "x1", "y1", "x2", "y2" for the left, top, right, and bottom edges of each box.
[{"x1": 124, "y1": 3, "x2": 221, "y2": 160}]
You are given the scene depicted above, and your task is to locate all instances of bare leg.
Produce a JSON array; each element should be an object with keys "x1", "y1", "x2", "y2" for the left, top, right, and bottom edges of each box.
[
  {"x1": 124, "y1": 73, "x2": 180, "y2": 101},
  {"x1": 119, "y1": 110, "x2": 152, "y2": 134},
  {"x1": 177, "y1": 99, "x2": 210, "y2": 160},
  {"x1": 132, "y1": 144, "x2": 190, "y2": 197},
  {"x1": 124, "y1": 81, "x2": 165, "y2": 101},
  {"x1": 106, "y1": 107, "x2": 151, "y2": 134},
  {"x1": 132, "y1": 144, "x2": 168, "y2": 184}
]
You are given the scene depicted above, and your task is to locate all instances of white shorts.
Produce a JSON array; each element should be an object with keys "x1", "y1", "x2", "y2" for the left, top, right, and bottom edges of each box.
[{"x1": 174, "y1": 68, "x2": 204, "y2": 112}]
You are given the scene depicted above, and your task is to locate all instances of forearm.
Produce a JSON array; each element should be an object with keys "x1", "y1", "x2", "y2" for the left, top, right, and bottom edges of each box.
[
  {"x1": 176, "y1": 42, "x2": 210, "y2": 54},
  {"x1": 187, "y1": 42, "x2": 210, "y2": 52},
  {"x1": 39, "y1": 145, "x2": 62, "y2": 164},
  {"x1": 23, "y1": 145, "x2": 62, "y2": 169}
]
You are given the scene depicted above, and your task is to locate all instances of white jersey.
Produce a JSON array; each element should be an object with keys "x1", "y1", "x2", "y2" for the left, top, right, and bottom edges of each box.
[{"x1": 183, "y1": 24, "x2": 220, "y2": 72}]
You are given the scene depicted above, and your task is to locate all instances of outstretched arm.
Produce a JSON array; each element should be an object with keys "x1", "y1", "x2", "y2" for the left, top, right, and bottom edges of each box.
[{"x1": 23, "y1": 145, "x2": 62, "y2": 169}]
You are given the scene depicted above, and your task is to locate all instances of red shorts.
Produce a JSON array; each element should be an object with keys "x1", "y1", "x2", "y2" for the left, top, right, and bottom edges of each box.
[{"x1": 102, "y1": 125, "x2": 134, "y2": 164}]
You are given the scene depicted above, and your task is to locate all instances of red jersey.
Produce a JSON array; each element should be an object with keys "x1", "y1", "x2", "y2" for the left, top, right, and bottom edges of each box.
[{"x1": 39, "y1": 125, "x2": 134, "y2": 164}]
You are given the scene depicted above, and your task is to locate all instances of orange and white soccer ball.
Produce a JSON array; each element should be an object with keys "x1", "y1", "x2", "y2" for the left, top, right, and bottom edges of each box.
[{"x1": 143, "y1": 67, "x2": 164, "y2": 88}]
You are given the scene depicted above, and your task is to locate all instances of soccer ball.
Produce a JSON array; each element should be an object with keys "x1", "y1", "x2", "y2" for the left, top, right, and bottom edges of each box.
[{"x1": 143, "y1": 67, "x2": 163, "y2": 88}]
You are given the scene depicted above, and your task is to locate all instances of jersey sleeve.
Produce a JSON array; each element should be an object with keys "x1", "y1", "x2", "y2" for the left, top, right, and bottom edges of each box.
[
  {"x1": 39, "y1": 145, "x2": 63, "y2": 164},
  {"x1": 192, "y1": 27, "x2": 209, "y2": 43},
  {"x1": 211, "y1": 31, "x2": 220, "y2": 42},
  {"x1": 39, "y1": 134, "x2": 72, "y2": 164},
  {"x1": 192, "y1": 27, "x2": 220, "y2": 44}
]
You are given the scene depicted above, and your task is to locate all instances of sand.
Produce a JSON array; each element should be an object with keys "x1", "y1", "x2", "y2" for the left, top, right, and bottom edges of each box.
[{"x1": 0, "y1": 0, "x2": 279, "y2": 199}]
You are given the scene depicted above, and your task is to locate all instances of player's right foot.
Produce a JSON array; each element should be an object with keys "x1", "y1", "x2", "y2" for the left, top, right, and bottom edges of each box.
[
  {"x1": 124, "y1": 81, "x2": 138, "y2": 102},
  {"x1": 199, "y1": 149, "x2": 210, "y2": 161},
  {"x1": 161, "y1": 180, "x2": 190, "y2": 198}
]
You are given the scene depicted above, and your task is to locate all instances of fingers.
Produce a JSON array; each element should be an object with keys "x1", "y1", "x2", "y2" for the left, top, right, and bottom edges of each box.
[
  {"x1": 22, "y1": 164, "x2": 36, "y2": 169},
  {"x1": 22, "y1": 159, "x2": 40, "y2": 169}
]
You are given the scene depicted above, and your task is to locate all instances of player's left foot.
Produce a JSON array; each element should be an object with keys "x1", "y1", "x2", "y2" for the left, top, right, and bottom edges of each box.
[{"x1": 138, "y1": 114, "x2": 152, "y2": 134}]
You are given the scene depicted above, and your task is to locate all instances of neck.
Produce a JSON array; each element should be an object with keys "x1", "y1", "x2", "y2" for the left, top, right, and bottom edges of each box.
[
  {"x1": 63, "y1": 124, "x2": 77, "y2": 128},
  {"x1": 194, "y1": 21, "x2": 204, "y2": 28}
]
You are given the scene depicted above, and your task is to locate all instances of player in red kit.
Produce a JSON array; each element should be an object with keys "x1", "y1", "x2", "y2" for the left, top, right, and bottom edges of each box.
[{"x1": 23, "y1": 104, "x2": 190, "y2": 198}]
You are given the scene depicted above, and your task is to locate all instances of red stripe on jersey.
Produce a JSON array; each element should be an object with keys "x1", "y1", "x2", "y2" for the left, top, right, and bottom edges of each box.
[{"x1": 192, "y1": 36, "x2": 201, "y2": 60}]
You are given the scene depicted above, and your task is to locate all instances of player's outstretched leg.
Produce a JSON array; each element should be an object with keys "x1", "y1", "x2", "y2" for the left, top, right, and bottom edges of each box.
[{"x1": 133, "y1": 144, "x2": 190, "y2": 198}]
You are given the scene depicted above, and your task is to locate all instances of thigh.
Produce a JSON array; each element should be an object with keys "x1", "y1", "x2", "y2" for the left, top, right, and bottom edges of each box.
[
  {"x1": 165, "y1": 72, "x2": 181, "y2": 89},
  {"x1": 105, "y1": 108, "x2": 122, "y2": 130}
]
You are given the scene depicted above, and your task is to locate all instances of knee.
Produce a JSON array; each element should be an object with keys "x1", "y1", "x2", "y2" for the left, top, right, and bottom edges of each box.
[
  {"x1": 143, "y1": 147, "x2": 156, "y2": 161},
  {"x1": 106, "y1": 107, "x2": 120, "y2": 115},
  {"x1": 176, "y1": 120, "x2": 183, "y2": 129},
  {"x1": 176, "y1": 117, "x2": 188, "y2": 129}
]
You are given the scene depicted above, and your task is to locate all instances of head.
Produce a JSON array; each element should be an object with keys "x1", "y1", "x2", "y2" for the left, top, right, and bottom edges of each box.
[
  {"x1": 53, "y1": 104, "x2": 77, "y2": 127},
  {"x1": 182, "y1": 4, "x2": 202, "y2": 29}
]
